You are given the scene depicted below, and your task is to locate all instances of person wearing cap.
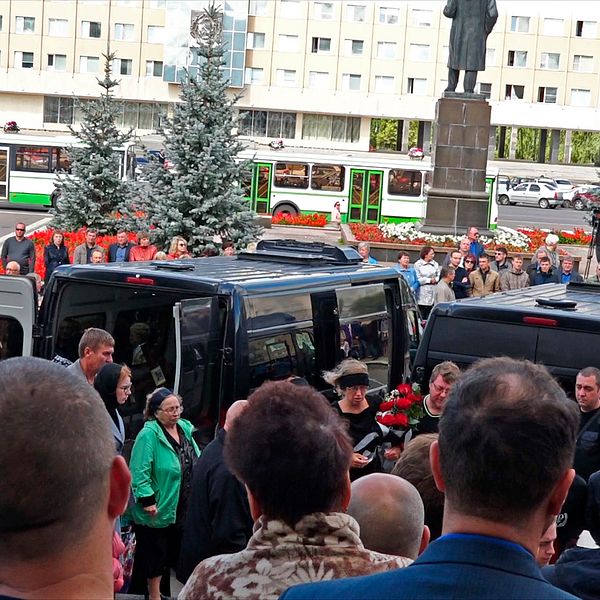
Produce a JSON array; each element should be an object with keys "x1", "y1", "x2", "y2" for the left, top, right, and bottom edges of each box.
[{"x1": 128, "y1": 387, "x2": 200, "y2": 600}]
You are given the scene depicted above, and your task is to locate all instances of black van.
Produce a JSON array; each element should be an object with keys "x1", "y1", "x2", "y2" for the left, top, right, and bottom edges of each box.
[
  {"x1": 0, "y1": 240, "x2": 419, "y2": 441},
  {"x1": 412, "y1": 282, "x2": 600, "y2": 395}
]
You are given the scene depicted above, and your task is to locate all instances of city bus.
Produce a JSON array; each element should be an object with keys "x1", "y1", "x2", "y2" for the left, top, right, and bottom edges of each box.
[
  {"x1": 0, "y1": 132, "x2": 137, "y2": 210},
  {"x1": 240, "y1": 148, "x2": 500, "y2": 229}
]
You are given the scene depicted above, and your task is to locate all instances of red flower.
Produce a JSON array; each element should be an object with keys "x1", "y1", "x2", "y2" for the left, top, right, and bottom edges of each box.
[
  {"x1": 393, "y1": 396, "x2": 412, "y2": 410},
  {"x1": 379, "y1": 400, "x2": 395, "y2": 412},
  {"x1": 396, "y1": 383, "x2": 412, "y2": 395}
]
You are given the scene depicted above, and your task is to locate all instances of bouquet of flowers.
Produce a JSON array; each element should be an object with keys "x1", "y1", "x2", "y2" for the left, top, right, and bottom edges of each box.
[{"x1": 376, "y1": 383, "x2": 424, "y2": 429}]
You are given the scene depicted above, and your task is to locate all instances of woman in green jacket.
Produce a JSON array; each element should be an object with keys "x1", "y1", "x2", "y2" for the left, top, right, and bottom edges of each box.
[{"x1": 128, "y1": 387, "x2": 200, "y2": 600}]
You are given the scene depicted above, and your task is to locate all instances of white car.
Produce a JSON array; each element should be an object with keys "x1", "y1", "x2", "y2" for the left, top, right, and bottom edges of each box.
[{"x1": 498, "y1": 182, "x2": 562, "y2": 209}]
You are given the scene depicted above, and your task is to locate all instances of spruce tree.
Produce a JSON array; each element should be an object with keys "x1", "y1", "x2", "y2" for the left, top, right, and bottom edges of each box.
[
  {"x1": 122, "y1": 3, "x2": 260, "y2": 254},
  {"x1": 51, "y1": 53, "x2": 135, "y2": 234}
]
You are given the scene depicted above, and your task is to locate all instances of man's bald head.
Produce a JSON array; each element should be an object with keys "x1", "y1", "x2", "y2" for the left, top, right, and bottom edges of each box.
[
  {"x1": 348, "y1": 473, "x2": 426, "y2": 559},
  {"x1": 224, "y1": 400, "x2": 249, "y2": 430}
]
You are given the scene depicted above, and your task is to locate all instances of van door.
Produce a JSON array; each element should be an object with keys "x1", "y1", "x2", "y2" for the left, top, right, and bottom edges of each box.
[
  {"x1": 173, "y1": 297, "x2": 222, "y2": 427},
  {"x1": 0, "y1": 275, "x2": 35, "y2": 358}
]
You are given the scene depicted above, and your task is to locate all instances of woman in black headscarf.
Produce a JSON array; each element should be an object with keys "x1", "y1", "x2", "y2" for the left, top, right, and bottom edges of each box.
[{"x1": 94, "y1": 363, "x2": 132, "y2": 455}]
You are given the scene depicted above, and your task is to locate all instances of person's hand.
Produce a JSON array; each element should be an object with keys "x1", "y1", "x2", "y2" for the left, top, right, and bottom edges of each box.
[
  {"x1": 143, "y1": 504, "x2": 158, "y2": 516},
  {"x1": 384, "y1": 446, "x2": 402, "y2": 461},
  {"x1": 351, "y1": 453, "x2": 370, "y2": 469},
  {"x1": 430, "y1": 277, "x2": 436, "y2": 284}
]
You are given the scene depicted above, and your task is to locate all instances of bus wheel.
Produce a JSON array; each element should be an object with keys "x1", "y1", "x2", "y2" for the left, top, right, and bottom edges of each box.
[
  {"x1": 52, "y1": 192, "x2": 65, "y2": 211},
  {"x1": 273, "y1": 203, "x2": 298, "y2": 217}
]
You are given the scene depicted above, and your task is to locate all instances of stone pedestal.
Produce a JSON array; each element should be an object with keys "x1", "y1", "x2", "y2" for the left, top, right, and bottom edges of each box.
[{"x1": 422, "y1": 95, "x2": 492, "y2": 236}]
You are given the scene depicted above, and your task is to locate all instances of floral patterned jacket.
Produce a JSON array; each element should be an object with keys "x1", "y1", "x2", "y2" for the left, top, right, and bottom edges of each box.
[{"x1": 179, "y1": 512, "x2": 412, "y2": 600}]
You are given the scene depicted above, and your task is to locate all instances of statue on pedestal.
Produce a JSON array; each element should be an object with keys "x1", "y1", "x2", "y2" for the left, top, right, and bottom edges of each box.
[{"x1": 444, "y1": 0, "x2": 498, "y2": 94}]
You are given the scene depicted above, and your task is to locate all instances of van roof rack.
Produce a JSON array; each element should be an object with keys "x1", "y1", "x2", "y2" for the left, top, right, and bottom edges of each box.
[
  {"x1": 239, "y1": 239, "x2": 362, "y2": 265},
  {"x1": 151, "y1": 261, "x2": 195, "y2": 271}
]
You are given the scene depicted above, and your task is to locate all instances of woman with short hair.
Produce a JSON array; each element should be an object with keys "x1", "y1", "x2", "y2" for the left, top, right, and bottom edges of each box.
[
  {"x1": 43, "y1": 230, "x2": 69, "y2": 283},
  {"x1": 129, "y1": 232, "x2": 157, "y2": 262},
  {"x1": 414, "y1": 246, "x2": 440, "y2": 319}
]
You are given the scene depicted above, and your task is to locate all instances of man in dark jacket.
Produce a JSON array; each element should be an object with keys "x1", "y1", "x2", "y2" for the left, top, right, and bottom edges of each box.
[
  {"x1": 177, "y1": 400, "x2": 253, "y2": 583},
  {"x1": 542, "y1": 547, "x2": 600, "y2": 600},
  {"x1": 108, "y1": 230, "x2": 135, "y2": 262},
  {"x1": 530, "y1": 256, "x2": 559, "y2": 286},
  {"x1": 443, "y1": 0, "x2": 498, "y2": 93},
  {"x1": 573, "y1": 367, "x2": 600, "y2": 481}
]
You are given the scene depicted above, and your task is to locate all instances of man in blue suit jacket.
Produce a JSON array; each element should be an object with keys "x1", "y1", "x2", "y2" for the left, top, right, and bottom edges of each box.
[
  {"x1": 108, "y1": 230, "x2": 135, "y2": 262},
  {"x1": 281, "y1": 357, "x2": 580, "y2": 600}
]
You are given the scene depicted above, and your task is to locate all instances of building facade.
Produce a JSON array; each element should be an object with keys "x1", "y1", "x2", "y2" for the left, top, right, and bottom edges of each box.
[{"x1": 1, "y1": 0, "x2": 599, "y2": 161}]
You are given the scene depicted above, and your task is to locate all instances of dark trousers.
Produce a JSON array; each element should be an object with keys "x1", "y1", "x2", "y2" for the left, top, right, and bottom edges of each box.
[{"x1": 446, "y1": 69, "x2": 478, "y2": 94}]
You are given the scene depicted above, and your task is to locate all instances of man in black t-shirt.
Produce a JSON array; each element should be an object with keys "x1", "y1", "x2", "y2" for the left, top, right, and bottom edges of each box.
[
  {"x1": 415, "y1": 361, "x2": 460, "y2": 436},
  {"x1": 573, "y1": 367, "x2": 600, "y2": 481}
]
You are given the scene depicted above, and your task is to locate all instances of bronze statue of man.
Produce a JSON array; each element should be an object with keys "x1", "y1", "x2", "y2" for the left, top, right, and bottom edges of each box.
[{"x1": 444, "y1": 0, "x2": 498, "y2": 94}]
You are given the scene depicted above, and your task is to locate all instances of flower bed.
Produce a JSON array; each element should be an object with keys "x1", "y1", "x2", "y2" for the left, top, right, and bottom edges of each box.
[
  {"x1": 351, "y1": 222, "x2": 592, "y2": 252},
  {"x1": 272, "y1": 212, "x2": 328, "y2": 227}
]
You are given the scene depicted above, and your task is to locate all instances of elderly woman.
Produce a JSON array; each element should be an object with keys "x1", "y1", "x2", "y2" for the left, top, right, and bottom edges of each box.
[
  {"x1": 129, "y1": 232, "x2": 157, "y2": 262},
  {"x1": 534, "y1": 233, "x2": 560, "y2": 269},
  {"x1": 129, "y1": 388, "x2": 199, "y2": 600},
  {"x1": 43, "y1": 230, "x2": 70, "y2": 283},
  {"x1": 168, "y1": 236, "x2": 192, "y2": 259},
  {"x1": 357, "y1": 241, "x2": 378, "y2": 264},
  {"x1": 414, "y1": 246, "x2": 440, "y2": 319},
  {"x1": 323, "y1": 359, "x2": 401, "y2": 481}
]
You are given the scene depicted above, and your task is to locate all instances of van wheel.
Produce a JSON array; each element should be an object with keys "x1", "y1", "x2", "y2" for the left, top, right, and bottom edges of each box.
[
  {"x1": 538, "y1": 198, "x2": 550, "y2": 209},
  {"x1": 498, "y1": 195, "x2": 510, "y2": 205},
  {"x1": 273, "y1": 203, "x2": 298, "y2": 217}
]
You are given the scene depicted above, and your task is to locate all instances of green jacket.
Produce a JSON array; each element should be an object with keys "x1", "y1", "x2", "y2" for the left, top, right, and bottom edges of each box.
[{"x1": 128, "y1": 418, "x2": 200, "y2": 528}]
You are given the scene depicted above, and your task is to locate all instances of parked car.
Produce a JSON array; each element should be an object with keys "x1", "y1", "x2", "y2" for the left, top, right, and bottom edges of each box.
[
  {"x1": 571, "y1": 186, "x2": 600, "y2": 211},
  {"x1": 497, "y1": 181, "x2": 562, "y2": 208},
  {"x1": 562, "y1": 185, "x2": 591, "y2": 209}
]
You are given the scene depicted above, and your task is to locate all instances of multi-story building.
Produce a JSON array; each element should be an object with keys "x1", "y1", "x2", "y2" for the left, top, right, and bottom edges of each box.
[{"x1": 1, "y1": 0, "x2": 599, "y2": 162}]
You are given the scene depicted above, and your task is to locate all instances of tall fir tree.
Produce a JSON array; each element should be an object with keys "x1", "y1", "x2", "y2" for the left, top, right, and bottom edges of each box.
[
  {"x1": 122, "y1": 3, "x2": 260, "y2": 253},
  {"x1": 51, "y1": 53, "x2": 136, "y2": 233}
]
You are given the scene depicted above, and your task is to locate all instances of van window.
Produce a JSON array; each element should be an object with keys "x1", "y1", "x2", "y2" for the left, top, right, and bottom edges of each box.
[
  {"x1": 248, "y1": 329, "x2": 316, "y2": 388},
  {"x1": 54, "y1": 314, "x2": 105, "y2": 362},
  {"x1": 0, "y1": 316, "x2": 23, "y2": 359},
  {"x1": 537, "y1": 329, "x2": 598, "y2": 370}
]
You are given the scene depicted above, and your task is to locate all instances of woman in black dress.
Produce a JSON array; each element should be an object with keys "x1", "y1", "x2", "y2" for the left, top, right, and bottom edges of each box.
[{"x1": 323, "y1": 358, "x2": 401, "y2": 480}]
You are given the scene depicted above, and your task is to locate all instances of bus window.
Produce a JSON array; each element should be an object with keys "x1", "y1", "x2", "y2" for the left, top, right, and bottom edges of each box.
[
  {"x1": 388, "y1": 169, "x2": 422, "y2": 196},
  {"x1": 311, "y1": 164, "x2": 345, "y2": 192},
  {"x1": 274, "y1": 162, "x2": 309, "y2": 189},
  {"x1": 52, "y1": 148, "x2": 71, "y2": 173},
  {"x1": 0, "y1": 149, "x2": 7, "y2": 198},
  {"x1": 15, "y1": 147, "x2": 51, "y2": 172}
]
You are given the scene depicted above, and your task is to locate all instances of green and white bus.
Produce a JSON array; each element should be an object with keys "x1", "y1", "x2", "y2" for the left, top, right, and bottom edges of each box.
[
  {"x1": 0, "y1": 132, "x2": 136, "y2": 210},
  {"x1": 240, "y1": 148, "x2": 499, "y2": 228}
]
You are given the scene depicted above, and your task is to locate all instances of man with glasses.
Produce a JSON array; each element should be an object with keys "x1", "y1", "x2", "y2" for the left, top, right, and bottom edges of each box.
[
  {"x1": 414, "y1": 361, "x2": 460, "y2": 436},
  {"x1": 491, "y1": 246, "x2": 511, "y2": 273},
  {"x1": 466, "y1": 226, "x2": 484, "y2": 259},
  {"x1": 1, "y1": 222, "x2": 35, "y2": 275}
]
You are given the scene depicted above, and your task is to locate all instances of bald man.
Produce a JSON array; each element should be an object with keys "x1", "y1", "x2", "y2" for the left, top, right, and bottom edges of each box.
[
  {"x1": 348, "y1": 473, "x2": 430, "y2": 560},
  {"x1": 177, "y1": 401, "x2": 253, "y2": 583}
]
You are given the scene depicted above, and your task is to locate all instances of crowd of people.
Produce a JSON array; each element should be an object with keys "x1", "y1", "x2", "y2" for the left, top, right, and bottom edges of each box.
[{"x1": 4, "y1": 325, "x2": 600, "y2": 600}]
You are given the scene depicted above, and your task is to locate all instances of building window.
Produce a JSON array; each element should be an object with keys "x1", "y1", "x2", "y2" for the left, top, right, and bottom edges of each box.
[
  {"x1": 342, "y1": 73, "x2": 361, "y2": 91},
  {"x1": 314, "y1": 2, "x2": 333, "y2": 20},
  {"x1": 507, "y1": 50, "x2": 527, "y2": 67},
  {"x1": 486, "y1": 48, "x2": 496, "y2": 66},
  {"x1": 573, "y1": 54, "x2": 593, "y2": 73},
  {"x1": 346, "y1": 4, "x2": 366, "y2": 22},
  {"x1": 15, "y1": 16, "x2": 35, "y2": 33},
  {"x1": 505, "y1": 84, "x2": 525, "y2": 100},
  {"x1": 345, "y1": 39, "x2": 364, "y2": 56},
  {"x1": 14, "y1": 51, "x2": 34, "y2": 68},
  {"x1": 113, "y1": 58, "x2": 132, "y2": 75},
  {"x1": 47, "y1": 54, "x2": 67, "y2": 71},
  {"x1": 510, "y1": 16, "x2": 530, "y2": 33},
  {"x1": 570, "y1": 88, "x2": 591, "y2": 107},
  {"x1": 411, "y1": 9, "x2": 432, "y2": 27},
  {"x1": 145, "y1": 60, "x2": 163, "y2": 77},
  {"x1": 116, "y1": 101, "x2": 167, "y2": 130},
  {"x1": 379, "y1": 6, "x2": 399, "y2": 25},
  {"x1": 409, "y1": 43, "x2": 429, "y2": 61},
  {"x1": 249, "y1": 0, "x2": 268, "y2": 16},
  {"x1": 278, "y1": 33, "x2": 299, "y2": 52},
  {"x1": 537, "y1": 86, "x2": 557, "y2": 103},
  {"x1": 147, "y1": 25, "x2": 164, "y2": 43},
  {"x1": 377, "y1": 41, "x2": 397, "y2": 59},
  {"x1": 407, "y1": 77, "x2": 427, "y2": 95},
  {"x1": 247, "y1": 32, "x2": 265, "y2": 49},
  {"x1": 238, "y1": 109, "x2": 296, "y2": 138},
  {"x1": 543, "y1": 18, "x2": 564, "y2": 36},
  {"x1": 276, "y1": 69, "x2": 296, "y2": 86},
  {"x1": 308, "y1": 70, "x2": 329, "y2": 89},
  {"x1": 44, "y1": 96, "x2": 75, "y2": 124},
  {"x1": 114, "y1": 23, "x2": 134, "y2": 41},
  {"x1": 478, "y1": 82, "x2": 492, "y2": 99},
  {"x1": 540, "y1": 52, "x2": 560, "y2": 70},
  {"x1": 576, "y1": 20, "x2": 596, "y2": 38},
  {"x1": 245, "y1": 67, "x2": 264, "y2": 84},
  {"x1": 302, "y1": 114, "x2": 360, "y2": 143},
  {"x1": 311, "y1": 37, "x2": 331, "y2": 53},
  {"x1": 48, "y1": 18, "x2": 68, "y2": 36},
  {"x1": 80, "y1": 55, "x2": 100, "y2": 73},
  {"x1": 280, "y1": 0, "x2": 301, "y2": 19},
  {"x1": 81, "y1": 20, "x2": 101, "y2": 38},
  {"x1": 375, "y1": 75, "x2": 394, "y2": 93}
]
